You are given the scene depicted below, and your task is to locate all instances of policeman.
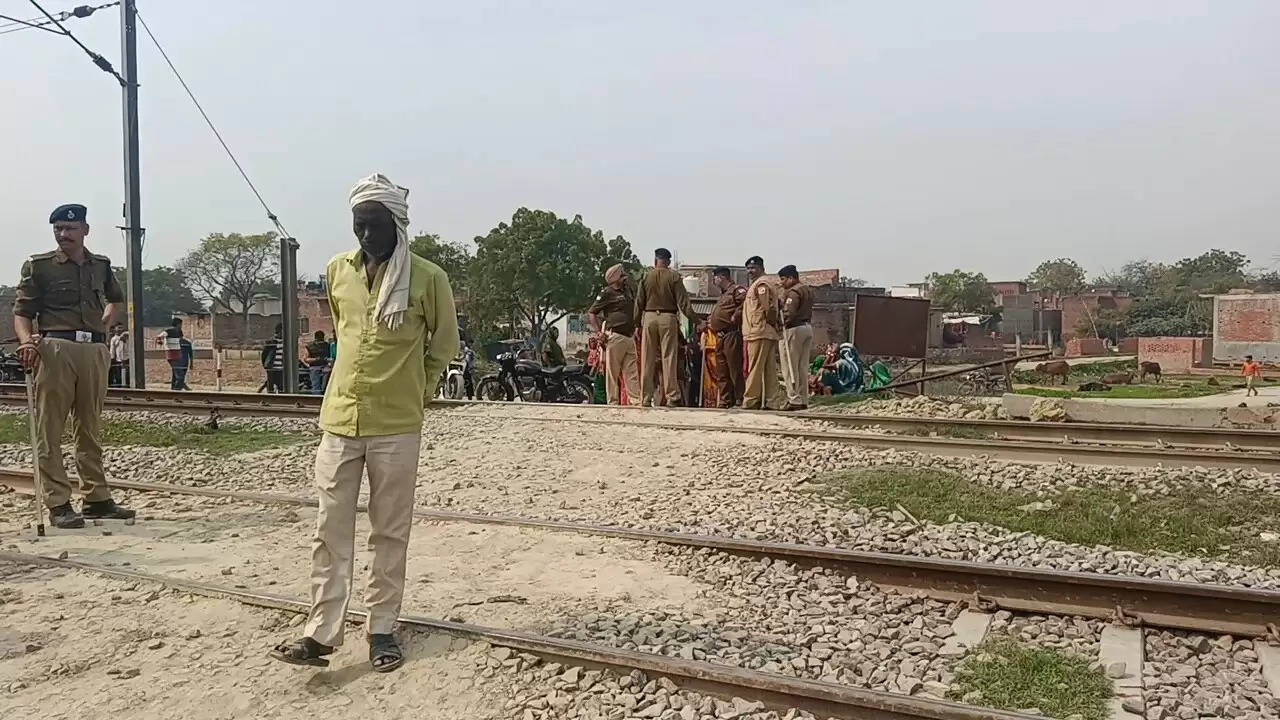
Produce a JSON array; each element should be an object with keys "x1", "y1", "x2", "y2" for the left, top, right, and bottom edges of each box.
[
  {"x1": 702, "y1": 267, "x2": 747, "y2": 408},
  {"x1": 14, "y1": 204, "x2": 136, "y2": 529},
  {"x1": 588, "y1": 264, "x2": 641, "y2": 405},
  {"x1": 633, "y1": 248, "x2": 695, "y2": 407},
  {"x1": 778, "y1": 264, "x2": 815, "y2": 411},
  {"x1": 741, "y1": 255, "x2": 784, "y2": 410}
]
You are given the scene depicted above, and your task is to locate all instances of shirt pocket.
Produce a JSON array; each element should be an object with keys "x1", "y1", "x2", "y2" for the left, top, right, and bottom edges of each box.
[{"x1": 47, "y1": 278, "x2": 78, "y2": 305}]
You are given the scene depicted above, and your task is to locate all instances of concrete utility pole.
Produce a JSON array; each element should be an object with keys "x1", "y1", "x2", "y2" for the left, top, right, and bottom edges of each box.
[
  {"x1": 119, "y1": 0, "x2": 146, "y2": 387},
  {"x1": 280, "y1": 236, "x2": 300, "y2": 393}
]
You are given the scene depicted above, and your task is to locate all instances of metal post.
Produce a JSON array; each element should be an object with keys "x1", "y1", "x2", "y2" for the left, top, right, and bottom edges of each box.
[
  {"x1": 120, "y1": 0, "x2": 145, "y2": 387},
  {"x1": 280, "y1": 237, "x2": 300, "y2": 393}
]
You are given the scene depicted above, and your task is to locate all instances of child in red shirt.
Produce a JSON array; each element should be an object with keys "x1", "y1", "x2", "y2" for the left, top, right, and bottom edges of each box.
[{"x1": 1242, "y1": 355, "x2": 1263, "y2": 397}]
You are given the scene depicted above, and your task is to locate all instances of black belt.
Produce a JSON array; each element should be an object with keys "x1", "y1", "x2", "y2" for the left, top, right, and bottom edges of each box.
[
  {"x1": 784, "y1": 320, "x2": 811, "y2": 330},
  {"x1": 711, "y1": 327, "x2": 740, "y2": 335},
  {"x1": 44, "y1": 330, "x2": 106, "y2": 344},
  {"x1": 645, "y1": 309, "x2": 678, "y2": 315}
]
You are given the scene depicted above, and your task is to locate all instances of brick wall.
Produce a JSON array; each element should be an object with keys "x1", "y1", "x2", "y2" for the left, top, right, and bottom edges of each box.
[
  {"x1": 1066, "y1": 337, "x2": 1107, "y2": 357},
  {"x1": 1213, "y1": 294, "x2": 1280, "y2": 363},
  {"x1": 1139, "y1": 337, "x2": 1201, "y2": 373}
]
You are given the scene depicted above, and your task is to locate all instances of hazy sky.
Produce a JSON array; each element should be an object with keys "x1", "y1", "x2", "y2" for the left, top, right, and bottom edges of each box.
[{"x1": 2, "y1": 1, "x2": 1277, "y2": 288}]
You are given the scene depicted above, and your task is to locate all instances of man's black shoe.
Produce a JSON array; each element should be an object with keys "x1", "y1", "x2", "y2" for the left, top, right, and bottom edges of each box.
[
  {"x1": 81, "y1": 499, "x2": 136, "y2": 520},
  {"x1": 50, "y1": 503, "x2": 85, "y2": 529}
]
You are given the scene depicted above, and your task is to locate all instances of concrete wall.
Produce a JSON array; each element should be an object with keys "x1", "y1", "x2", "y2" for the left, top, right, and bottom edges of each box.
[
  {"x1": 1138, "y1": 337, "x2": 1211, "y2": 373},
  {"x1": 1214, "y1": 294, "x2": 1280, "y2": 363}
]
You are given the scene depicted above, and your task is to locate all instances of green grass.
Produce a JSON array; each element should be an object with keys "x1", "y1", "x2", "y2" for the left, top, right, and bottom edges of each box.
[
  {"x1": 0, "y1": 415, "x2": 307, "y2": 456},
  {"x1": 818, "y1": 465, "x2": 1280, "y2": 568},
  {"x1": 948, "y1": 637, "x2": 1111, "y2": 720},
  {"x1": 1015, "y1": 383, "x2": 1227, "y2": 400}
]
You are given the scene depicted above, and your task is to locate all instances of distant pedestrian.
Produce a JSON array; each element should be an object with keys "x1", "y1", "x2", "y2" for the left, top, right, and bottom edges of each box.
[
  {"x1": 461, "y1": 340, "x2": 476, "y2": 399},
  {"x1": 269, "y1": 172, "x2": 458, "y2": 673},
  {"x1": 178, "y1": 337, "x2": 194, "y2": 390},
  {"x1": 541, "y1": 326, "x2": 566, "y2": 367},
  {"x1": 778, "y1": 265, "x2": 815, "y2": 411},
  {"x1": 262, "y1": 324, "x2": 285, "y2": 393},
  {"x1": 741, "y1": 256, "x2": 784, "y2": 410},
  {"x1": 306, "y1": 330, "x2": 330, "y2": 395},
  {"x1": 158, "y1": 317, "x2": 185, "y2": 390},
  {"x1": 634, "y1": 248, "x2": 695, "y2": 407},
  {"x1": 1243, "y1": 355, "x2": 1263, "y2": 397},
  {"x1": 108, "y1": 325, "x2": 129, "y2": 387}
]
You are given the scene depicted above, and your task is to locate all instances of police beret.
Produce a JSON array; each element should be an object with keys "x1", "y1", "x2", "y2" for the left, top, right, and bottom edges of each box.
[
  {"x1": 778, "y1": 264, "x2": 799, "y2": 278},
  {"x1": 49, "y1": 204, "x2": 87, "y2": 223}
]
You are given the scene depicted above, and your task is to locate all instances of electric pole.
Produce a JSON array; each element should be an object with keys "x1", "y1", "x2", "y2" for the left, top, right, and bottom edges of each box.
[
  {"x1": 120, "y1": 0, "x2": 145, "y2": 387},
  {"x1": 280, "y1": 236, "x2": 300, "y2": 393}
]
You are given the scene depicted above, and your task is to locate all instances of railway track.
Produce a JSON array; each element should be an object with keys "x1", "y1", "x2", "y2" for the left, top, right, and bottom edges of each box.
[
  {"x1": 2, "y1": 467, "x2": 1274, "y2": 637},
  {"x1": 0, "y1": 550, "x2": 1034, "y2": 720},
  {"x1": 1, "y1": 385, "x2": 1277, "y2": 470}
]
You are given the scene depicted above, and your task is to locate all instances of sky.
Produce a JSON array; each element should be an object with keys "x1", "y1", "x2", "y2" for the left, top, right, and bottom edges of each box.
[{"x1": 1, "y1": 1, "x2": 1277, "y2": 288}]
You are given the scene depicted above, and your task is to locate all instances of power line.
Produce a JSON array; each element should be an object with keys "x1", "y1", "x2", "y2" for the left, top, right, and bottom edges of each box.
[
  {"x1": 134, "y1": 9, "x2": 291, "y2": 238},
  {"x1": 0, "y1": 2, "x2": 118, "y2": 37},
  {"x1": 24, "y1": 0, "x2": 125, "y2": 85}
]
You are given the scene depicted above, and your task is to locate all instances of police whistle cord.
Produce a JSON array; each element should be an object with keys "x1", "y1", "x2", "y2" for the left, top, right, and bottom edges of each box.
[{"x1": 0, "y1": 468, "x2": 1274, "y2": 639}]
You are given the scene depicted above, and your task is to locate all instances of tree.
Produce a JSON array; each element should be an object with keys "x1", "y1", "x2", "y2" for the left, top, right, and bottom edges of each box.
[
  {"x1": 467, "y1": 208, "x2": 638, "y2": 342},
  {"x1": 838, "y1": 276, "x2": 869, "y2": 288},
  {"x1": 926, "y1": 269, "x2": 992, "y2": 312},
  {"x1": 177, "y1": 232, "x2": 280, "y2": 341},
  {"x1": 1026, "y1": 258, "x2": 1086, "y2": 296},
  {"x1": 111, "y1": 266, "x2": 204, "y2": 326},
  {"x1": 410, "y1": 233, "x2": 473, "y2": 297},
  {"x1": 1093, "y1": 260, "x2": 1167, "y2": 297}
]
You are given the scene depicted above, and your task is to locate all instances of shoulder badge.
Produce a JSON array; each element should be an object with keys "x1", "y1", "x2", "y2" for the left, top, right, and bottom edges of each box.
[
  {"x1": 756, "y1": 285, "x2": 767, "y2": 295},
  {"x1": 28, "y1": 250, "x2": 57, "y2": 262}
]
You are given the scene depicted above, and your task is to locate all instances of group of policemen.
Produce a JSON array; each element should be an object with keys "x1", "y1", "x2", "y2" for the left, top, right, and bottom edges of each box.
[
  {"x1": 13, "y1": 204, "x2": 135, "y2": 529},
  {"x1": 589, "y1": 250, "x2": 814, "y2": 410}
]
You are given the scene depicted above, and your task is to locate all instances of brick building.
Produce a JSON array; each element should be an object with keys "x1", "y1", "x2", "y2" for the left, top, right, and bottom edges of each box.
[
  {"x1": 1056, "y1": 290, "x2": 1132, "y2": 341},
  {"x1": 1212, "y1": 292, "x2": 1280, "y2": 364},
  {"x1": 181, "y1": 287, "x2": 334, "y2": 349}
]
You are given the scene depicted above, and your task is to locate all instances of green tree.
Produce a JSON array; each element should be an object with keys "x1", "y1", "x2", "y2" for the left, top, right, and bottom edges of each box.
[
  {"x1": 177, "y1": 232, "x2": 280, "y2": 342},
  {"x1": 111, "y1": 266, "x2": 204, "y2": 326},
  {"x1": 926, "y1": 269, "x2": 992, "y2": 312},
  {"x1": 839, "y1": 276, "x2": 869, "y2": 288},
  {"x1": 410, "y1": 233, "x2": 473, "y2": 297},
  {"x1": 1094, "y1": 260, "x2": 1167, "y2": 297},
  {"x1": 1026, "y1": 258, "x2": 1086, "y2": 296},
  {"x1": 467, "y1": 208, "x2": 638, "y2": 341}
]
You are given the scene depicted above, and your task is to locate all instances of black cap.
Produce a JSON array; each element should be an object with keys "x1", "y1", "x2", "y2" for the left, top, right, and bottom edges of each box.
[
  {"x1": 712, "y1": 266, "x2": 731, "y2": 278},
  {"x1": 49, "y1": 204, "x2": 87, "y2": 223},
  {"x1": 778, "y1": 264, "x2": 799, "y2": 279},
  {"x1": 745, "y1": 255, "x2": 764, "y2": 268},
  {"x1": 654, "y1": 248, "x2": 672, "y2": 261}
]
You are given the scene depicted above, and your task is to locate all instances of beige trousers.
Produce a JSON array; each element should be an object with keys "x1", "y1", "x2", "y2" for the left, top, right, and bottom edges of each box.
[
  {"x1": 780, "y1": 324, "x2": 814, "y2": 407},
  {"x1": 744, "y1": 337, "x2": 784, "y2": 410},
  {"x1": 34, "y1": 338, "x2": 112, "y2": 507},
  {"x1": 304, "y1": 431, "x2": 421, "y2": 646},
  {"x1": 604, "y1": 334, "x2": 641, "y2": 405},
  {"x1": 641, "y1": 311, "x2": 682, "y2": 406}
]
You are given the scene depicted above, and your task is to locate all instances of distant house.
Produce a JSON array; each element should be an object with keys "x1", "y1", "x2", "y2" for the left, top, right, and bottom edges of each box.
[{"x1": 195, "y1": 286, "x2": 334, "y2": 347}]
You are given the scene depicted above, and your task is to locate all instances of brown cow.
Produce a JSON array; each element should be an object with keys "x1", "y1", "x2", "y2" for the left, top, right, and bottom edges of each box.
[
  {"x1": 1139, "y1": 361, "x2": 1162, "y2": 383},
  {"x1": 1035, "y1": 360, "x2": 1070, "y2": 385},
  {"x1": 1101, "y1": 371, "x2": 1134, "y2": 385}
]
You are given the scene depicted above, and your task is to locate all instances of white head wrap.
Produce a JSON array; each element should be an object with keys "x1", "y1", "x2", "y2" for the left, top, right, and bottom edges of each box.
[{"x1": 349, "y1": 173, "x2": 412, "y2": 331}]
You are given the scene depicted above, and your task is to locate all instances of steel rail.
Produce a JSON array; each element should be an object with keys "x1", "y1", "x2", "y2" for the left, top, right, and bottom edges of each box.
[
  {"x1": 0, "y1": 549, "x2": 1034, "y2": 720},
  {"x1": 1, "y1": 385, "x2": 1276, "y2": 470},
  {"x1": 1, "y1": 468, "x2": 1274, "y2": 637}
]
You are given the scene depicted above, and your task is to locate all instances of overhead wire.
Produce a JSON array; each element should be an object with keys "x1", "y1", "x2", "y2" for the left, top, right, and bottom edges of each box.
[
  {"x1": 134, "y1": 8, "x2": 291, "y2": 238},
  {"x1": 24, "y1": 0, "x2": 125, "y2": 84},
  {"x1": 0, "y1": 2, "x2": 119, "y2": 37}
]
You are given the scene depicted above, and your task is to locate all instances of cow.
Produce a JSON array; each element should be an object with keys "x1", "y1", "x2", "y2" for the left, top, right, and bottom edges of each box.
[
  {"x1": 1101, "y1": 371, "x2": 1134, "y2": 385},
  {"x1": 1078, "y1": 381, "x2": 1111, "y2": 392},
  {"x1": 1139, "y1": 361, "x2": 1162, "y2": 384},
  {"x1": 1035, "y1": 360, "x2": 1071, "y2": 385}
]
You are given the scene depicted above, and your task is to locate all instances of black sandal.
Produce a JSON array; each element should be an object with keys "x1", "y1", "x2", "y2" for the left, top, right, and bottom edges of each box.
[
  {"x1": 369, "y1": 633, "x2": 404, "y2": 673},
  {"x1": 269, "y1": 637, "x2": 334, "y2": 667}
]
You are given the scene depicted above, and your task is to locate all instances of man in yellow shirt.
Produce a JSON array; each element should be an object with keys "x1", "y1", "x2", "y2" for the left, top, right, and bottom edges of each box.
[{"x1": 271, "y1": 173, "x2": 458, "y2": 673}]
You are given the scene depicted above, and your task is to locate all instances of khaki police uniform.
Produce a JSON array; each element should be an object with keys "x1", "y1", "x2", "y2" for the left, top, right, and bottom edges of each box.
[
  {"x1": 780, "y1": 283, "x2": 815, "y2": 408},
  {"x1": 589, "y1": 284, "x2": 641, "y2": 405},
  {"x1": 742, "y1": 276, "x2": 784, "y2": 410},
  {"x1": 707, "y1": 283, "x2": 747, "y2": 408},
  {"x1": 14, "y1": 248, "x2": 124, "y2": 508},
  {"x1": 633, "y1": 266, "x2": 695, "y2": 406}
]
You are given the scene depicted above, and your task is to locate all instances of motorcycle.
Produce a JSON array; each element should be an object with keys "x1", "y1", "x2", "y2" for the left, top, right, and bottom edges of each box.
[
  {"x1": 438, "y1": 358, "x2": 466, "y2": 399},
  {"x1": 0, "y1": 348, "x2": 22, "y2": 383},
  {"x1": 475, "y1": 352, "x2": 592, "y2": 403}
]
